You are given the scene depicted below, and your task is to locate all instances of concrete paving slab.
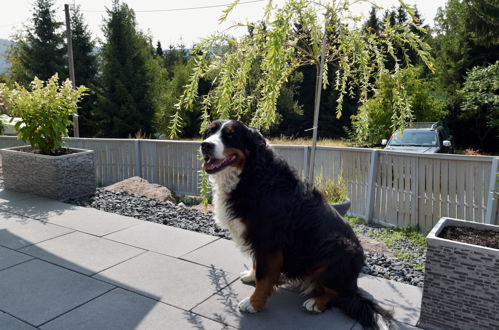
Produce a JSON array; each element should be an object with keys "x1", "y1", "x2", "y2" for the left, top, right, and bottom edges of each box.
[
  {"x1": 105, "y1": 222, "x2": 218, "y2": 257},
  {"x1": 44, "y1": 207, "x2": 139, "y2": 236},
  {"x1": 181, "y1": 238, "x2": 252, "y2": 275},
  {"x1": 0, "y1": 312, "x2": 37, "y2": 330},
  {"x1": 193, "y1": 280, "x2": 358, "y2": 330},
  {"x1": 358, "y1": 274, "x2": 422, "y2": 327},
  {"x1": 41, "y1": 288, "x2": 224, "y2": 330},
  {"x1": 0, "y1": 259, "x2": 113, "y2": 327},
  {"x1": 0, "y1": 189, "x2": 37, "y2": 204},
  {"x1": 0, "y1": 212, "x2": 73, "y2": 249},
  {"x1": 19, "y1": 231, "x2": 146, "y2": 275},
  {"x1": 0, "y1": 245, "x2": 32, "y2": 270},
  {"x1": 94, "y1": 251, "x2": 238, "y2": 310},
  {"x1": 0, "y1": 196, "x2": 76, "y2": 219}
]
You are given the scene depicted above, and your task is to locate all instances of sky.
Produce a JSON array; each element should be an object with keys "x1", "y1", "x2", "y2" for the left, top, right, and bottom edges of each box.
[{"x1": 0, "y1": 0, "x2": 448, "y2": 46}]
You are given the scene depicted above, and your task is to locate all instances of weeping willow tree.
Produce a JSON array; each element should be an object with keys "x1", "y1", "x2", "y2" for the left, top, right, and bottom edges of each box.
[{"x1": 168, "y1": 0, "x2": 433, "y2": 139}]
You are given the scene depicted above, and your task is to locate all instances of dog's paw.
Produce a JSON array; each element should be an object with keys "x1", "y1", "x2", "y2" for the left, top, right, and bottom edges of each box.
[
  {"x1": 302, "y1": 298, "x2": 323, "y2": 313},
  {"x1": 238, "y1": 297, "x2": 257, "y2": 313},
  {"x1": 240, "y1": 269, "x2": 256, "y2": 283}
]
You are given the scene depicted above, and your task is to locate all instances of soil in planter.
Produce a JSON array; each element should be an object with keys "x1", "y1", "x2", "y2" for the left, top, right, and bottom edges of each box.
[
  {"x1": 18, "y1": 147, "x2": 81, "y2": 156},
  {"x1": 439, "y1": 226, "x2": 499, "y2": 249}
]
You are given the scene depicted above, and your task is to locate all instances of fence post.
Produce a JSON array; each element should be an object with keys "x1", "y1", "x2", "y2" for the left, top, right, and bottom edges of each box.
[
  {"x1": 152, "y1": 142, "x2": 158, "y2": 184},
  {"x1": 366, "y1": 149, "x2": 379, "y2": 223},
  {"x1": 135, "y1": 139, "x2": 142, "y2": 178},
  {"x1": 411, "y1": 157, "x2": 420, "y2": 228},
  {"x1": 303, "y1": 146, "x2": 309, "y2": 179},
  {"x1": 484, "y1": 157, "x2": 499, "y2": 224}
]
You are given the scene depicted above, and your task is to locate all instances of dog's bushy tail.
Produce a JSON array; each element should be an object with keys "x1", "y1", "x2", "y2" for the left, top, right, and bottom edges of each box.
[{"x1": 334, "y1": 291, "x2": 393, "y2": 330}]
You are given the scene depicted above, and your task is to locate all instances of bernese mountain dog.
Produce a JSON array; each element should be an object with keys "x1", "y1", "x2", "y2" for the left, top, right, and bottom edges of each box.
[{"x1": 201, "y1": 119, "x2": 392, "y2": 329}]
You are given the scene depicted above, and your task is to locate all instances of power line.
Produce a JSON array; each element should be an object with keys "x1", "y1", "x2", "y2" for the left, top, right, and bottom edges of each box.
[{"x1": 82, "y1": 0, "x2": 265, "y2": 13}]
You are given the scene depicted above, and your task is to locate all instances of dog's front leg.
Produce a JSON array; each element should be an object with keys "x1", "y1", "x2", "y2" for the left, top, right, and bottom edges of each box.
[{"x1": 239, "y1": 250, "x2": 283, "y2": 313}]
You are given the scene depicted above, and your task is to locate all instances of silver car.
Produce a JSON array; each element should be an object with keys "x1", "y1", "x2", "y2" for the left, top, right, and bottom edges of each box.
[{"x1": 382, "y1": 126, "x2": 453, "y2": 154}]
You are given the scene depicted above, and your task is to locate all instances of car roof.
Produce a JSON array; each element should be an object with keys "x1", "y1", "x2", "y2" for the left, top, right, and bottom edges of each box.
[{"x1": 394, "y1": 128, "x2": 439, "y2": 133}]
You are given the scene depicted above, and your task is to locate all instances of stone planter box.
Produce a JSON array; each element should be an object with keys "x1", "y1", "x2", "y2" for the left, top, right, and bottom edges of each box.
[
  {"x1": 331, "y1": 198, "x2": 351, "y2": 217},
  {"x1": 1, "y1": 146, "x2": 96, "y2": 201},
  {"x1": 418, "y1": 217, "x2": 499, "y2": 330}
]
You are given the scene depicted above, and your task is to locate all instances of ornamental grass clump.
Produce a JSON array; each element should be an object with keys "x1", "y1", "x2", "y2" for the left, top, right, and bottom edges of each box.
[
  {"x1": 315, "y1": 173, "x2": 347, "y2": 204},
  {"x1": 0, "y1": 74, "x2": 87, "y2": 155}
]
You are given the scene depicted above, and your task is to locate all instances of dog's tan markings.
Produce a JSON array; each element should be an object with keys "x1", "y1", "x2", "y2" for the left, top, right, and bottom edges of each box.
[
  {"x1": 314, "y1": 287, "x2": 337, "y2": 311},
  {"x1": 223, "y1": 126, "x2": 234, "y2": 134},
  {"x1": 209, "y1": 122, "x2": 217, "y2": 129},
  {"x1": 224, "y1": 147, "x2": 247, "y2": 169},
  {"x1": 249, "y1": 250, "x2": 283, "y2": 312}
]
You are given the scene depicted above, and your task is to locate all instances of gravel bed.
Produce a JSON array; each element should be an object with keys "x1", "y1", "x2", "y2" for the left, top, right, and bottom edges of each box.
[
  {"x1": 355, "y1": 223, "x2": 426, "y2": 287},
  {"x1": 68, "y1": 189, "x2": 230, "y2": 239},
  {"x1": 68, "y1": 188, "x2": 425, "y2": 287}
]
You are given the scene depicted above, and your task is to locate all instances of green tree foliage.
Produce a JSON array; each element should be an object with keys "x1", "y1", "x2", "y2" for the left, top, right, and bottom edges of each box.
[
  {"x1": 169, "y1": 0, "x2": 433, "y2": 139},
  {"x1": 458, "y1": 62, "x2": 499, "y2": 149},
  {"x1": 8, "y1": 0, "x2": 66, "y2": 85},
  {"x1": 70, "y1": 5, "x2": 98, "y2": 137},
  {"x1": 155, "y1": 60, "x2": 193, "y2": 136},
  {"x1": 352, "y1": 67, "x2": 447, "y2": 145},
  {"x1": 94, "y1": 0, "x2": 162, "y2": 138},
  {"x1": 431, "y1": 0, "x2": 498, "y2": 151},
  {"x1": 432, "y1": 0, "x2": 498, "y2": 96}
]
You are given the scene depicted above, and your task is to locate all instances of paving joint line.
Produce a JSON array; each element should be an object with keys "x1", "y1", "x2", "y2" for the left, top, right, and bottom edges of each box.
[
  {"x1": 0, "y1": 307, "x2": 40, "y2": 329},
  {"x1": 13, "y1": 230, "x2": 77, "y2": 251},
  {"x1": 178, "y1": 237, "x2": 221, "y2": 257},
  {"x1": 90, "y1": 249, "x2": 149, "y2": 276},
  {"x1": 0, "y1": 257, "x2": 35, "y2": 273},
  {"x1": 36, "y1": 286, "x2": 117, "y2": 328}
]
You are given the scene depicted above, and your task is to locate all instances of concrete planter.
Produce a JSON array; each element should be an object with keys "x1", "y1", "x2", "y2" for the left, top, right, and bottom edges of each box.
[
  {"x1": 330, "y1": 198, "x2": 351, "y2": 217},
  {"x1": 418, "y1": 217, "x2": 499, "y2": 330},
  {"x1": 1, "y1": 146, "x2": 96, "y2": 201}
]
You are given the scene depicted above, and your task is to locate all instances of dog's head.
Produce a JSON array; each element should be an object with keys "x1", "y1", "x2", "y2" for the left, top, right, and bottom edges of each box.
[{"x1": 201, "y1": 120, "x2": 265, "y2": 174}]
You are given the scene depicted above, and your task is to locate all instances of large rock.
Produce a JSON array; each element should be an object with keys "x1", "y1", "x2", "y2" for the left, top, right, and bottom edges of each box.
[{"x1": 104, "y1": 176, "x2": 176, "y2": 203}]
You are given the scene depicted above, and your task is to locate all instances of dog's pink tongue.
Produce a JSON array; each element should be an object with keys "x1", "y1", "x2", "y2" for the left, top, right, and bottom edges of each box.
[{"x1": 205, "y1": 158, "x2": 224, "y2": 170}]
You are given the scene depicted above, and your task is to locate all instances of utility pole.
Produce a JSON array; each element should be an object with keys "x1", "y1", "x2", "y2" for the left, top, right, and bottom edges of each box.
[
  {"x1": 64, "y1": 4, "x2": 79, "y2": 137},
  {"x1": 307, "y1": 20, "x2": 328, "y2": 184}
]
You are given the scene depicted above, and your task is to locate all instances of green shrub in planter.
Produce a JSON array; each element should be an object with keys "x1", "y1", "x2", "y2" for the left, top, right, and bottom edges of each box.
[
  {"x1": 0, "y1": 74, "x2": 87, "y2": 154},
  {"x1": 315, "y1": 174, "x2": 347, "y2": 204}
]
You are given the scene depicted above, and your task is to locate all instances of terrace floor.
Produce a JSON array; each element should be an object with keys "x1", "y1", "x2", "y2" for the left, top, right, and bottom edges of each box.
[{"x1": 0, "y1": 189, "x2": 422, "y2": 329}]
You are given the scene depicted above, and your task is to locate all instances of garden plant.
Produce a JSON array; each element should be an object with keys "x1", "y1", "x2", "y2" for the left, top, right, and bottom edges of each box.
[{"x1": 0, "y1": 73, "x2": 87, "y2": 155}]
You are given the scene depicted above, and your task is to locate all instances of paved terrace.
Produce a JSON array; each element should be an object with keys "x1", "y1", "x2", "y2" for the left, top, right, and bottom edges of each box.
[{"x1": 0, "y1": 189, "x2": 422, "y2": 329}]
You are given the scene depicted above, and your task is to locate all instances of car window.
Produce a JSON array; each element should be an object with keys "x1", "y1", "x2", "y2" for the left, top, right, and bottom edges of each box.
[{"x1": 389, "y1": 131, "x2": 438, "y2": 146}]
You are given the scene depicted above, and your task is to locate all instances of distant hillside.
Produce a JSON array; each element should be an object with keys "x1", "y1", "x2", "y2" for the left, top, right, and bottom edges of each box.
[{"x1": 0, "y1": 38, "x2": 12, "y2": 74}]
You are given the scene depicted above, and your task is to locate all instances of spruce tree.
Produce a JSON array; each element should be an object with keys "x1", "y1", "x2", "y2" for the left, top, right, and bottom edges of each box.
[
  {"x1": 70, "y1": 5, "x2": 98, "y2": 137},
  {"x1": 94, "y1": 0, "x2": 159, "y2": 138},
  {"x1": 155, "y1": 41, "x2": 164, "y2": 58},
  {"x1": 8, "y1": 0, "x2": 66, "y2": 85},
  {"x1": 364, "y1": 7, "x2": 380, "y2": 33}
]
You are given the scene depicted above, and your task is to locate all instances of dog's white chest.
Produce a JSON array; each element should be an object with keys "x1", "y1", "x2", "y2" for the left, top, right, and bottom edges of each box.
[{"x1": 210, "y1": 168, "x2": 251, "y2": 253}]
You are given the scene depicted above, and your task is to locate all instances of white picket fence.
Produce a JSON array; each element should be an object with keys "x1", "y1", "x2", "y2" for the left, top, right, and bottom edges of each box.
[{"x1": 1, "y1": 136, "x2": 497, "y2": 228}]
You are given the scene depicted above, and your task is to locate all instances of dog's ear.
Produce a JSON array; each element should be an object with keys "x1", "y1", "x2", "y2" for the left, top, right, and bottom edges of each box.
[{"x1": 246, "y1": 127, "x2": 266, "y2": 149}]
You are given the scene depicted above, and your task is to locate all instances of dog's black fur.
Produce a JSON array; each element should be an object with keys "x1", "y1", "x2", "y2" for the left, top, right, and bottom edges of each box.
[{"x1": 202, "y1": 120, "x2": 392, "y2": 329}]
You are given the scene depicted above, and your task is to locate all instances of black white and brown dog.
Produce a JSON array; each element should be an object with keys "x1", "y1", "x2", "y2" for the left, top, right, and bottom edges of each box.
[{"x1": 201, "y1": 119, "x2": 392, "y2": 329}]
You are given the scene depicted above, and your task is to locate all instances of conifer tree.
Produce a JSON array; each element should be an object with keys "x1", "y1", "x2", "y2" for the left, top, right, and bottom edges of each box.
[
  {"x1": 70, "y1": 5, "x2": 98, "y2": 137},
  {"x1": 364, "y1": 7, "x2": 380, "y2": 32},
  {"x1": 8, "y1": 0, "x2": 66, "y2": 85},
  {"x1": 94, "y1": 0, "x2": 160, "y2": 138},
  {"x1": 155, "y1": 41, "x2": 164, "y2": 58}
]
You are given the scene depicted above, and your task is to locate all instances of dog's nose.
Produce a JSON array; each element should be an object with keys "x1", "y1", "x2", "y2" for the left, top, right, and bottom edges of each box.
[{"x1": 201, "y1": 142, "x2": 213, "y2": 153}]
